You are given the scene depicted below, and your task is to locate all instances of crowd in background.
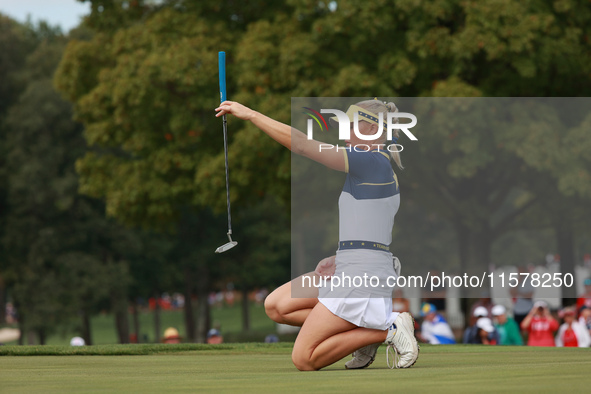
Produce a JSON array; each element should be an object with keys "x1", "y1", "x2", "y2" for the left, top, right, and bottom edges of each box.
[
  {"x1": 413, "y1": 277, "x2": 591, "y2": 347},
  {"x1": 5, "y1": 277, "x2": 591, "y2": 347}
]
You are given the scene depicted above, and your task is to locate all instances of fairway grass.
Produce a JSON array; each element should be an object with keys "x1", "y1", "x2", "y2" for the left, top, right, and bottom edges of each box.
[{"x1": 1, "y1": 344, "x2": 590, "y2": 393}]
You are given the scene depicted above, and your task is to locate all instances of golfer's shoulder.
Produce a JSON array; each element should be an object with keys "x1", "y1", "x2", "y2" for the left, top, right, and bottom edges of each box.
[{"x1": 347, "y1": 149, "x2": 392, "y2": 178}]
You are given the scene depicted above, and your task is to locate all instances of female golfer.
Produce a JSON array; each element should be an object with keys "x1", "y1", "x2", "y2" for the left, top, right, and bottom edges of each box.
[{"x1": 215, "y1": 99, "x2": 418, "y2": 370}]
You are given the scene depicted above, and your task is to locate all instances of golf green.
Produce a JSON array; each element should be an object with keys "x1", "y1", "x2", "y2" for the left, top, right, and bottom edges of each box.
[{"x1": 1, "y1": 344, "x2": 589, "y2": 393}]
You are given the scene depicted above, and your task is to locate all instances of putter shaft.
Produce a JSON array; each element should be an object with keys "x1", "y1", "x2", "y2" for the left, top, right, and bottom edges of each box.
[{"x1": 222, "y1": 114, "x2": 232, "y2": 234}]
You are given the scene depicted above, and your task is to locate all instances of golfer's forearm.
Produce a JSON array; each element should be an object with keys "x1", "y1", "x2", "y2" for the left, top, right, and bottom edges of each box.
[
  {"x1": 249, "y1": 111, "x2": 292, "y2": 149},
  {"x1": 249, "y1": 111, "x2": 308, "y2": 152},
  {"x1": 248, "y1": 109, "x2": 345, "y2": 171}
]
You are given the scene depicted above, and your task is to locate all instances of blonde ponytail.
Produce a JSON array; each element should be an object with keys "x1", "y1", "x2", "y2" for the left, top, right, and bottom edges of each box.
[{"x1": 385, "y1": 102, "x2": 403, "y2": 170}]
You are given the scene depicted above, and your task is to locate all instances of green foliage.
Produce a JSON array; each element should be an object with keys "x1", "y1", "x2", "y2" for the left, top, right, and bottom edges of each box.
[
  {"x1": 56, "y1": 0, "x2": 591, "y2": 229},
  {"x1": 52, "y1": 1, "x2": 591, "y2": 300},
  {"x1": 0, "y1": 15, "x2": 38, "y2": 118},
  {"x1": 56, "y1": 3, "x2": 293, "y2": 301},
  {"x1": 57, "y1": 8, "x2": 234, "y2": 226},
  {"x1": 1, "y1": 22, "x2": 147, "y2": 338}
]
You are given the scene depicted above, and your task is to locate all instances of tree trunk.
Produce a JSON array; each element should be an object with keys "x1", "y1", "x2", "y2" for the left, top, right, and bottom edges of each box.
[
  {"x1": 195, "y1": 263, "x2": 210, "y2": 343},
  {"x1": 183, "y1": 267, "x2": 196, "y2": 342},
  {"x1": 0, "y1": 275, "x2": 6, "y2": 324},
  {"x1": 17, "y1": 312, "x2": 24, "y2": 345},
  {"x1": 112, "y1": 295, "x2": 130, "y2": 344},
  {"x1": 196, "y1": 293, "x2": 210, "y2": 343},
  {"x1": 204, "y1": 297, "x2": 211, "y2": 340},
  {"x1": 555, "y1": 215, "x2": 577, "y2": 304},
  {"x1": 241, "y1": 288, "x2": 250, "y2": 332},
  {"x1": 455, "y1": 219, "x2": 493, "y2": 298},
  {"x1": 82, "y1": 310, "x2": 92, "y2": 346},
  {"x1": 38, "y1": 328, "x2": 46, "y2": 345},
  {"x1": 153, "y1": 292, "x2": 161, "y2": 343},
  {"x1": 455, "y1": 219, "x2": 494, "y2": 326},
  {"x1": 132, "y1": 300, "x2": 140, "y2": 343},
  {"x1": 27, "y1": 330, "x2": 36, "y2": 345}
]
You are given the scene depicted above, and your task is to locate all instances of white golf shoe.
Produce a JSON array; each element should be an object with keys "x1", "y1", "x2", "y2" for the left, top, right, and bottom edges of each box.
[
  {"x1": 384, "y1": 312, "x2": 419, "y2": 368},
  {"x1": 344, "y1": 343, "x2": 380, "y2": 369}
]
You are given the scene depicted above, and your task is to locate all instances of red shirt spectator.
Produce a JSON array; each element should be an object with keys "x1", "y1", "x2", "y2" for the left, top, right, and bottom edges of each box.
[
  {"x1": 521, "y1": 301, "x2": 559, "y2": 347},
  {"x1": 562, "y1": 327, "x2": 578, "y2": 347},
  {"x1": 556, "y1": 307, "x2": 591, "y2": 347},
  {"x1": 525, "y1": 316, "x2": 559, "y2": 346}
]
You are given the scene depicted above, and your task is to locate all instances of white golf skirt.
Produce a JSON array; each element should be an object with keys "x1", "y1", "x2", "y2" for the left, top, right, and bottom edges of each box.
[{"x1": 318, "y1": 249, "x2": 397, "y2": 330}]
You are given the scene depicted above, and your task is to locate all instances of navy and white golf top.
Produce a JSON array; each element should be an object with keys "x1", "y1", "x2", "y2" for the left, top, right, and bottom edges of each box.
[{"x1": 339, "y1": 149, "x2": 400, "y2": 247}]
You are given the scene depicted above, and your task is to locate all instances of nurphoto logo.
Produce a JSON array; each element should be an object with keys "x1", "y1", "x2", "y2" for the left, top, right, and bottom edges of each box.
[{"x1": 303, "y1": 106, "x2": 418, "y2": 153}]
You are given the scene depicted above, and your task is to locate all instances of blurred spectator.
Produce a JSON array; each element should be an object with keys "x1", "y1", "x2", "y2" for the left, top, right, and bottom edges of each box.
[
  {"x1": 148, "y1": 295, "x2": 177, "y2": 310},
  {"x1": 576, "y1": 278, "x2": 591, "y2": 311},
  {"x1": 511, "y1": 266, "x2": 535, "y2": 327},
  {"x1": 172, "y1": 293, "x2": 185, "y2": 309},
  {"x1": 473, "y1": 306, "x2": 489, "y2": 319},
  {"x1": 521, "y1": 301, "x2": 558, "y2": 347},
  {"x1": 474, "y1": 318, "x2": 498, "y2": 345},
  {"x1": 392, "y1": 289, "x2": 410, "y2": 313},
  {"x1": 469, "y1": 293, "x2": 493, "y2": 325},
  {"x1": 208, "y1": 291, "x2": 217, "y2": 306},
  {"x1": 578, "y1": 305, "x2": 591, "y2": 336},
  {"x1": 463, "y1": 306, "x2": 496, "y2": 344},
  {"x1": 162, "y1": 327, "x2": 182, "y2": 344},
  {"x1": 216, "y1": 291, "x2": 224, "y2": 307},
  {"x1": 417, "y1": 303, "x2": 456, "y2": 344},
  {"x1": 224, "y1": 290, "x2": 235, "y2": 307},
  {"x1": 70, "y1": 337, "x2": 86, "y2": 346},
  {"x1": 207, "y1": 329, "x2": 223, "y2": 344},
  {"x1": 555, "y1": 307, "x2": 590, "y2": 347},
  {"x1": 492, "y1": 305, "x2": 523, "y2": 346},
  {"x1": 255, "y1": 288, "x2": 269, "y2": 305},
  {"x1": 545, "y1": 254, "x2": 560, "y2": 269},
  {"x1": 161, "y1": 293, "x2": 172, "y2": 309},
  {"x1": 5, "y1": 302, "x2": 17, "y2": 324},
  {"x1": 265, "y1": 334, "x2": 279, "y2": 343}
]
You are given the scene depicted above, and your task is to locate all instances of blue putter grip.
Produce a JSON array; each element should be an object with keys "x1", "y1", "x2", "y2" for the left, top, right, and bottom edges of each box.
[{"x1": 219, "y1": 52, "x2": 226, "y2": 103}]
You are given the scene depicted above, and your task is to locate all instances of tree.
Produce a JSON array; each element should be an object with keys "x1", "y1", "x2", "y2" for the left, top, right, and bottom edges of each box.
[
  {"x1": 0, "y1": 14, "x2": 40, "y2": 325},
  {"x1": 57, "y1": 2, "x2": 291, "y2": 227},
  {"x1": 223, "y1": 197, "x2": 290, "y2": 331},
  {"x1": 503, "y1": 100, "x2": 591, "y2": 302},
  {"x1": 56, "y1": 0, "x2": 591, "y2": 316},
  {"x1": 2, "y1": 21, "x2": 151, "y2": 344},
  {"x1": 56, "y1": 1, "x2": 295, "y2": 340}
]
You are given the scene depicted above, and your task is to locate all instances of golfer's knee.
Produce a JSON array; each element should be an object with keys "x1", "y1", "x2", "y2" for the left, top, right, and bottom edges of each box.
[
  {"x1": 264, "y1": 293, "x2": 283, "y2": 323},
  {"x1": 292, "y1": 352, "x2": 318, "y2": 371}
]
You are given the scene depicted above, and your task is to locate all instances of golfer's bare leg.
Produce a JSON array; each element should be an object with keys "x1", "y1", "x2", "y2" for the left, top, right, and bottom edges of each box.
[
  {"x1": 264, "y1": 273, "x2": 318, "y2": 326},
  {"x1": 291, "y1": 302, "x2": 388, "y2": 371}
]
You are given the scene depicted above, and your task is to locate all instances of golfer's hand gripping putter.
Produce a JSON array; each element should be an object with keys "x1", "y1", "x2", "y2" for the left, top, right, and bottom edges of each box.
[{"x1": 215, "y1": 51, "x2": 237, "y2": 253}]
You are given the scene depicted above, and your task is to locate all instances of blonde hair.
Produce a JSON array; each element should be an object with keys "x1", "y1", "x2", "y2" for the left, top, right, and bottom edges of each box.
[{"x1": 355, "y1": 99, "x2": 403, "y2": 169}]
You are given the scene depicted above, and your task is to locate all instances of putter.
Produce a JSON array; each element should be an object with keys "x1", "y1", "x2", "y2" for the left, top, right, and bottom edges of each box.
[{"x1": 215, "y1": 51, "x2": 237, "y2": 254}]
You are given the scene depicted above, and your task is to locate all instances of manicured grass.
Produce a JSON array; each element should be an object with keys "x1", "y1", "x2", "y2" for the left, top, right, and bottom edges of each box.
[
  {"x1": 0, "y1": 343, "x2": 293, "y2": 356},
  {"x1": 1, "y1": 344, "x2": 590, "y2": 393}
]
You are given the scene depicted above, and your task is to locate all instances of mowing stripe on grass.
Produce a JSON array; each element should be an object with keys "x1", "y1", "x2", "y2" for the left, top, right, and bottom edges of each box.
[{"x1": 1, "y1": 345, "x2": 590, "y2": 393}]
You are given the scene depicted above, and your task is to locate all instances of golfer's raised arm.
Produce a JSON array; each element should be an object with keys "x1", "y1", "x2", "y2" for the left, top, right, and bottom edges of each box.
[{"x1": 215, "y1": 101, "x2": 346, "y2": 172}]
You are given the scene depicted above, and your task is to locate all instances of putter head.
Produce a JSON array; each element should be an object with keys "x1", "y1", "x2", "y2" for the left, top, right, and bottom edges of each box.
[
  {"x1": 215, "y1": 232, "x2": 237, "y2": 253},
  {"x1": 215, "y1": 241, "x2": 237, "y2": 253}
]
